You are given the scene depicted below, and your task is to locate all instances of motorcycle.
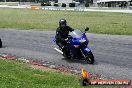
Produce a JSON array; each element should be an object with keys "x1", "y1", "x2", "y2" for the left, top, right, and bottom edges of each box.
[{"x1": 53, "y1": 28, "x2": 94, "y2": 64}]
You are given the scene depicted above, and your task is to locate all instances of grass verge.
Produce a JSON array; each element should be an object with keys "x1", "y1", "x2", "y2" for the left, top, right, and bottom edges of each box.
[
  {"x1": 0, "y1": 59, "x2": 79, "y2": 88},
  {"x1": 0, "y1": 58, "x2": 124, "y2": 88},
  {"x1": 0, "y1": 8, "x2": 132, "y2": 35}
]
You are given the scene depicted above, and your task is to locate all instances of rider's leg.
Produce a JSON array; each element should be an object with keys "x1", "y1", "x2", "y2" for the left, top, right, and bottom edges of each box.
[
  {"x1": 61, "y1": 42, "x2": 71, "y2": 58},
  {"x1": 56, "y1": 42, "x2": 63, "y2": 48},
  {"x1": 56, "y1": 41, "x2": 70, "y2": 58}
]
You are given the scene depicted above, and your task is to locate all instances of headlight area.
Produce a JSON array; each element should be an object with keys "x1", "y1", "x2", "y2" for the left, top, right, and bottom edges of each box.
[
  {"x1": 74, "y1": 45, "x2": 80, "y2": 48},
  {"x1": 79, "y1": 38, "x2": 86, "y2": 43}
]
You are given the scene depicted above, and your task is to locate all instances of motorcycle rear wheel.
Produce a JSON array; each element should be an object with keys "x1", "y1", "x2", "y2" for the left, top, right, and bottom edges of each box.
[{"x1": 0, "y1": 38, "x2": 2, "y2": 48}]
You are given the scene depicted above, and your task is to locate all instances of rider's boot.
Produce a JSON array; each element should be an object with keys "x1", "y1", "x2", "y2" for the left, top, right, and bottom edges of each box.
[{"x1": 62, "y1": 46, "x2": 70, "y2": 59}]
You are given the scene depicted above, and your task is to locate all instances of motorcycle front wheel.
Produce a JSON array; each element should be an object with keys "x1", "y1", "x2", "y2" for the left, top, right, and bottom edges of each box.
[{"x1": 85, "y1": 51, "x2": 94, "y2": 64}]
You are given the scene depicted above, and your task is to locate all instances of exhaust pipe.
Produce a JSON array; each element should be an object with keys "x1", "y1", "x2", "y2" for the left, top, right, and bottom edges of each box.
[{"x1": 54, "y1": 48, "x2": 63, "y2": 54}]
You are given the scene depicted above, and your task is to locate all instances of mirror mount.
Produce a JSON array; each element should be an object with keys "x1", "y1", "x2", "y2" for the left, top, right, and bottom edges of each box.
[{"x1": 85, "y1": 27, "x2": 89, "y2": 32}]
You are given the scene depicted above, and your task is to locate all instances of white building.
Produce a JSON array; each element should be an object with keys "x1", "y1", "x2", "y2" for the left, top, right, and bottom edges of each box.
[
  {"x1": 96, "y1": 0, "x2": 131, "y2": 7},
  {"x1": 57, "y1": 0, "x2": 81, "y2": 6},
  {"x1": 58, "y1": 0, "x2": 73, "y2": 4}
]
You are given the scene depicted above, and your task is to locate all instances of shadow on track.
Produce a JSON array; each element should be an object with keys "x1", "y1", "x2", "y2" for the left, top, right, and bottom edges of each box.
[{"x1": 61, "y1": 57, "x2": 98, "y2": 65}]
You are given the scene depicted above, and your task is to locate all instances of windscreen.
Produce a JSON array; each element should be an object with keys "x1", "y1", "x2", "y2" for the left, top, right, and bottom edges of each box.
[{"x1": 69, "y1": 29, "x2": 83, "y2": 38}]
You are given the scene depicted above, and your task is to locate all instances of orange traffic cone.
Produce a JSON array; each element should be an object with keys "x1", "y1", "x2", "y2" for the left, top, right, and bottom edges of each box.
[{"x1": 80, "y1": 68, "x2": 90, "y2": 86}]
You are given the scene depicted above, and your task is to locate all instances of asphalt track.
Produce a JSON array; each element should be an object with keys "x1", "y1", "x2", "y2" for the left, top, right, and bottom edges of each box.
[{"x1": 0, "y1": 29, "x2": 132, "y2": 80}]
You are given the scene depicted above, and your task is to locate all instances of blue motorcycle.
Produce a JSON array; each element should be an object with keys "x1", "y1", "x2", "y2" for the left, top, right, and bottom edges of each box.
[{"x1": 53, "y1": 28, "x2": 94, "y2": 64}]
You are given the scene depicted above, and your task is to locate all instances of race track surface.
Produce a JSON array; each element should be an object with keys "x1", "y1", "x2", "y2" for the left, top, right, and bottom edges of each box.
[{"x1": 0, "y1": 29, "x2": 132, "y2": 80}]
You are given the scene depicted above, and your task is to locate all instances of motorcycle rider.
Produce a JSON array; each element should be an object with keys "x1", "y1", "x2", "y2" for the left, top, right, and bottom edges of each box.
[{"x1": 56, "y1": 19, "x2": 74, "y2": 57}]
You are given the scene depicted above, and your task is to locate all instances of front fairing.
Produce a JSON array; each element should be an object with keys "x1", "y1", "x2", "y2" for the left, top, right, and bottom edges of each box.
[
  {"x1": 68, "y1": 30, "x2": 91, "y2": 57},
  {"x1": 69, "y1": 30, "x2": 89, "y2": 47},
  {"x1": 82, "y1": 33, "x2": 89, "y2": 43}
]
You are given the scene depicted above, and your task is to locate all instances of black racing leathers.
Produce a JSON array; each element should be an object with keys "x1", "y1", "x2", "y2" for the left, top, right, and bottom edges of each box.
[
  {"x1": 56, "y1": 26, "x2": 74, "y2": 47},
  {"x1": 55, "y1": 26, "x2": 74, "y2": 57}
]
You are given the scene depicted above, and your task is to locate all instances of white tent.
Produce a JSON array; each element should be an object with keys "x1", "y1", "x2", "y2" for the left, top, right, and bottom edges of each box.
[{"x1": 58, "y1": 0, "x2": 73, "y2": 3}]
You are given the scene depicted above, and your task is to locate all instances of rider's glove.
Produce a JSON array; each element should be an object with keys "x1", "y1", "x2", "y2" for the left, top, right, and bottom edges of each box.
[{"x1": 65, "y1": 38, "x2": 69, "y2": 42}]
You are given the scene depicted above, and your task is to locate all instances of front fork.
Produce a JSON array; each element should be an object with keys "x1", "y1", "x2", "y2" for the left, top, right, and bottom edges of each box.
[{"x1": 80, "y1": 47, "x2": 91, "y2": 58}]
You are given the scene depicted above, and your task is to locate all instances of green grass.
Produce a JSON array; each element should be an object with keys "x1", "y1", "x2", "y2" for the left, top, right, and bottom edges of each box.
[
  {"x1": 0, "y1": 59, "x2": 78, "y2": 88},
  {"x1": 0, "y1": 8, "x2": 132, "y2": 35},
  {"x1": 0, "y1": 59, "x2": 123, "y2": 88}
]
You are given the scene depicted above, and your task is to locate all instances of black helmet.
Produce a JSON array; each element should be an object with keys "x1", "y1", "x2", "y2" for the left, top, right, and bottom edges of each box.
[{"x1": 59, "y1": 19, "x2": 67, "y2": 28}]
